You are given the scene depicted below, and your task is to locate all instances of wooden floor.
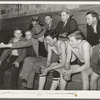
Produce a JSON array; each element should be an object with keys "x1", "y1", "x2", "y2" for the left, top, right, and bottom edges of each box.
[{"x1": 2, "y1": 69, "x2": 100, "y2": 90}]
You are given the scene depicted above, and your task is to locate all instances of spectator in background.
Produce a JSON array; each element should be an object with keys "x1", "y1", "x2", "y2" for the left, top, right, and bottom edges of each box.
[
  {"x1": 45, "y1": 14, "x2": 57, "y2": 32},
  {"x1": 55, "y1": 8, "x2": 78, "y2": 40},
  {"x1": 86, "y1": 11, "x2": 100, "y2": 46},
  {"x1": 0, "y1": 29, "x2": 26, "y2": 89}
]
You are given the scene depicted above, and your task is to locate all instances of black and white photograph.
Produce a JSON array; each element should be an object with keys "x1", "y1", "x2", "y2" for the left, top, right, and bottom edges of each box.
[{"x1": 0, "y1": 1, "x2": 100, "y2": 99}]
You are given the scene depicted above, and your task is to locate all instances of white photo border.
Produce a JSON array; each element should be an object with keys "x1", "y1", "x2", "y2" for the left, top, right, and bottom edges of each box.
[{"x1": 0, "y1": 1, "x2": 100, "y2": 99}]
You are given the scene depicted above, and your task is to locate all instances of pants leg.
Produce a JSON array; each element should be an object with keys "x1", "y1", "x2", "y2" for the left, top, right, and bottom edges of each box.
[
  {"x1": 0, "y1": 60, "x2": 12, "y2": 89},
  {"x1": 11, "y1": 65, "x2": 19, "y2": 89},
  {"x1": 0, "y1": 56, "x2": 18, "y2": 89},
  {"x1": 20, "y1": 57, "x2": 36, "y2": 81}
]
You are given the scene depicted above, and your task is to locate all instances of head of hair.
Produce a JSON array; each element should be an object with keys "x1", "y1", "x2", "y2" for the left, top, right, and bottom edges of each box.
[
  {"x1": 45, "y1": 30, "x2": 58, "y2": 39},
  {"x1": 25, "y1": 30, "x2": 32, "y2": 34},
  {"x1": 86, "y1": 11, "x2": 99, "y2": 20},
  {"x1": 68, "y1": 30, "x2": 86, "y2": 40},
  {"x1": 14, "y1": 28, "x2": 24, "y2": 37},
  {"x1": 45, "y1": 14, "x2": 53, "y2": 19}
]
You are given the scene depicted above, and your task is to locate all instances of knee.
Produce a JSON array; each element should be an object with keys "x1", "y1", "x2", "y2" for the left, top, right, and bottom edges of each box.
[{"x1": 24, "y1": 57, "x2": 31, "y2": 62}]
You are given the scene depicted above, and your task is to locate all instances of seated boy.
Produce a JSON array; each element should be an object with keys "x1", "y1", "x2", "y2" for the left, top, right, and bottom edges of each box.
[
  {"x1": 0, "y1": 28, "x2": 26, "y2": 89},
  {"x1": 62, "y1": 30, "x2": 100, "y2": 90}
]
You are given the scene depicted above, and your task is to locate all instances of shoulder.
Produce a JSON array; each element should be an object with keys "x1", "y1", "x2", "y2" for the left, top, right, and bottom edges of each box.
[
  {"x1": 68, "y1": 18, "x2": 77, "y2": 24},
  {"x1": 20, "y1": 37, "x2": 26, "y2": 41},
  {"x1": 82, "y1": 40, "x2": 91, "y2": 49}
]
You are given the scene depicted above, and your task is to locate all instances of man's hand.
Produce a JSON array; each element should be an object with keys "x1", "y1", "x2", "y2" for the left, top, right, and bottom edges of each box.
[
  {"x1": 62, "y1": 70, "x2": 72, "y2": 81},
  {"x1": 41, "y1": 68, "x2": 50, "y2": 76},
  {"x1": 59, "y1": 32, "x2": 67, "y2": 37},
  {"x1": 13, "y1": 62, "x2": 19, "y2": 68},
  {"x1": 0, "y1": 42, "x2": 6, "y2": 48},
  {"x1": 62, "y1": 32, "x2": 67, "y2": 37}
]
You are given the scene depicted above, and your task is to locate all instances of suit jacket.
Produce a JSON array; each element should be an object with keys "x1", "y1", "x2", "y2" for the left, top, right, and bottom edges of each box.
[
  {"x1": 55, "y1": 18, "x2": 78, "y2": 38},
  {"x1": 45, "y1": 21, "x2": 57, "y2": 31},
  {"x1": 87, "y1": 20, "x2": 100, "y2": 46},
  {"x1": 0, "y1": 37, "x2": 26, "y2": 63}
]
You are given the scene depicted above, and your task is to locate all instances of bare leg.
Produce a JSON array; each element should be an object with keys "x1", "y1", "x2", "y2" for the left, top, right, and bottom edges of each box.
[
  {"x1": 38, "y1": 63, "x2": 58, "y2": 90},
  {"x1": 81, "y1": 70, "x2": 89, "y2": 90},
  {"x1": 90, "y1": 72, "x2": 100, "y2": 90},
  {"x1": 60, "y1": 68, "x2": 67, "y2": 90}
]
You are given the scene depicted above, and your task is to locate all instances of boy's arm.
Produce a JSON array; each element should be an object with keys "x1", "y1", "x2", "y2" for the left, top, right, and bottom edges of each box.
[
  {"x1": 0, "y1": 38, "x2": 33, "y2": 48},
  {"x1": 45, "y1": 45, "x2": 52, "y2": 67},
  {"x1": 65, "y1": 44, "x2": 72, "y2": 70},
  {"x1": 71, "y1": 42, "x2": 91, "y2": 74},
  {"x1": 15, "y1": 48, "x2": 27, "y2": 64},
  {"x1": 48, "y1": 41, "x2": 66, "y2": 70},
  {"x1": 0, "y1": 39, "x2": 13, "y2": 63}
]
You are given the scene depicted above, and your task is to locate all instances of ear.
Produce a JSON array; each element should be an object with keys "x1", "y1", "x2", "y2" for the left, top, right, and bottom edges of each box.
[
  {"x1": 54, "y1": 38, "x2": 57, "y2": 41},
  {"x1": 67, "y1": 14, "x2": 70, "y2": 19},
  {"x1": 93, "y1": 17, "x2": 96, "y2": 21}
]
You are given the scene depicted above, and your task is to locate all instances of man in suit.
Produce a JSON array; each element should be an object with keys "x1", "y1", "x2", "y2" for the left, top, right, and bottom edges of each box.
[
  {"x1": 45, "y1": 14, "x2": 57, "y2": 32},
  {"x1": 86, "y1": 11, "x2": 100, "y2": 46},
  {"x1": 55, "y1": 8, "x2": 78, "y2": 40}
]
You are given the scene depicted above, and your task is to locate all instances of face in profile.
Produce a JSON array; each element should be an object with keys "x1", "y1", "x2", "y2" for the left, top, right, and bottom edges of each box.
[
  {"x1": 25, "y1": 31, "x2": 32, "y2": 40},
  {"x1": 45, "y1": 16, "x2": 52, "y2": 25},
  {"x1": 46, "y1": 36, "x2": 55, "y2": 47},
  {"x1": 14, "y1": 30, "x2": 22, "y2": 39},
  {"x1": 61, "y1": 12, "x2": 69, "y2": 22},
  {"x1": 86, "y1": 14, "x2": 95, "y2": 26}
]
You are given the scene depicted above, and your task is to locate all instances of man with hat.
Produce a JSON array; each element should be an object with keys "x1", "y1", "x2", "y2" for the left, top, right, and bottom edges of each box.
[{"x1": 55, "y1": 8, "x2": 78, "y2": 40}]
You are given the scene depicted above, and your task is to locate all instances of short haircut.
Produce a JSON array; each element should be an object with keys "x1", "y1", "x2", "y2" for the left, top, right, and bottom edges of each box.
[
  {"x1": 14, "y1": 28, "x2": 25, "y2": 36},
  {"x1": 68, "y1": 30, "x2": 86, "y2": 40},
  {"x1": 45, "y1": 14, "x2": 53, "y2": 19},
  {"x1": 86, "y1": 11, "x2": 99, "y2": 20},
  {"x1": 45, "y1": 30, "x2": 58, "y2": 39},
  {"x1": 25, "y1": 30, "x2": 32, "y2": 34}
]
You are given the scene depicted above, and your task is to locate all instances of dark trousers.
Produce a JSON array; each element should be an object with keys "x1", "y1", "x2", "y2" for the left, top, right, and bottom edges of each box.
[{"x1": 0, "y1": 56, "x2": 20, "y2": 89}]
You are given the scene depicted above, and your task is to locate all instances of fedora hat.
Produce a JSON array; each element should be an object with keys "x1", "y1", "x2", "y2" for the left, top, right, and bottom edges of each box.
[
  {"x1": 61, "y1": 8, "x2": 73, "y2": 17},
  {"x1": 31, "y1": 16, "x2": 39, "y2": 22},
  {"x1": 31, "y1": 24, "x2": 46, "y2": 39}
]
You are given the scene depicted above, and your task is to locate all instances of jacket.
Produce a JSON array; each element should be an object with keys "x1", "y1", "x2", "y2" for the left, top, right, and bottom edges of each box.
[
  {"x1": 11, "y1": 38, "x2": 47, "y2": 57},
  {"x1": 0, "y1": 37, "x2": 26, "y2": 63},
  {"x1": 55, "y1": 18, "x2": 78, "y2": 38},
  {"x1": 87, "y1": 20, "x2": 100, "y2": 46}
]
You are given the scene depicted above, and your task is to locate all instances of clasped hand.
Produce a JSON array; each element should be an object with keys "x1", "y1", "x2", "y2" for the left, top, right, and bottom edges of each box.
[
  {"x1": 41, "y1": 67, "x2": 49, "y2": 76},
  {"x1": 62, "y1": 70, "x2": 72, "y2": 81},
  {"x1": 0, "y1": 42, "x2": 6, "y2": 48}
]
